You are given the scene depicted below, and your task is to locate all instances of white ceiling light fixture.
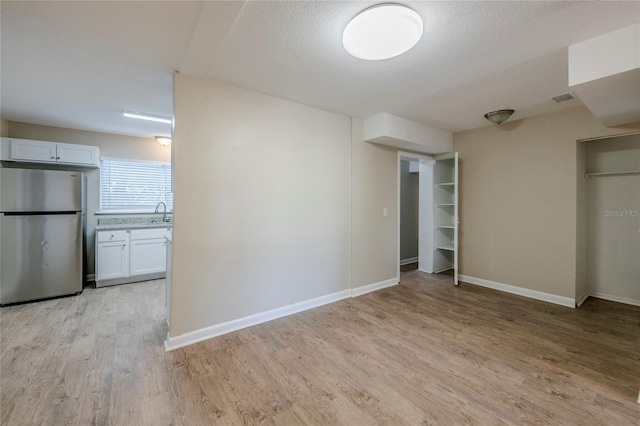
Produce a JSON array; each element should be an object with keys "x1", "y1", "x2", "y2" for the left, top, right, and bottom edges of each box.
[
  {"x1": 155, "y1": 136, "x2": 171, "y2": 146},
  {"x1": 343, "y1": 3, "x2": 423, "y2": 61},
  {"x1": 123, "y1": 110, "x2": 172, "y2": 124}
]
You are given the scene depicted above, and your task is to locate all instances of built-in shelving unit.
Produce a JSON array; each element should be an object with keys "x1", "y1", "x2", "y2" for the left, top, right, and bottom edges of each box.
[{"x1": 433, "y1": 153, "x2": 459, "y2": 284}]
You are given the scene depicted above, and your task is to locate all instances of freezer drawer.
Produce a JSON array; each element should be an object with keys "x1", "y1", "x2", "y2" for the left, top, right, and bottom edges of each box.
[{"x1": 0, "y1": 213, "x2": 82, "y2": 304}]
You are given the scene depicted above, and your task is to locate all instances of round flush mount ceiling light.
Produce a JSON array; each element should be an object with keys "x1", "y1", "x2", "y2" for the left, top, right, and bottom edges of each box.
[
  {"x1": 343, "y1": 4, "x2": 423, "y2": 60},
  {"x1": 155, "y1": 136, "x2": 171, "y2": 146}
]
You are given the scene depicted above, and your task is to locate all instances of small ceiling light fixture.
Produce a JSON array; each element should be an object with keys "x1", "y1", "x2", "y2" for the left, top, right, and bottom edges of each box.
[
  {"x1": 155, "y1": 136, "x2": 171, "y2": 146},
  {"x1": 124, "y1": 110, "x2": 172, "y2": 124},
  {"x1": 484, "y1": 109, "x2": 515, "y2": 125},
  {"x1": 343, "y1": 4, "x2": 423, "y2": 60}
]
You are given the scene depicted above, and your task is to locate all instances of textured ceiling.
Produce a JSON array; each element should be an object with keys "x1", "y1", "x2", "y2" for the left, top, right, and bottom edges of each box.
[{"x1": 1, "y1": 1, "x2": 639, "y2": 138}]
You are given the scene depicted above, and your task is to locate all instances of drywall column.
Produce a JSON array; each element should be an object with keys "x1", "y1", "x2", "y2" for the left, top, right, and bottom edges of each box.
[
  {"x1": 171, "y1": 75, "x2": 351, "y2": 341},
  {"x1": 351, "y1": 118, "x2": 399, "y2": 290}
]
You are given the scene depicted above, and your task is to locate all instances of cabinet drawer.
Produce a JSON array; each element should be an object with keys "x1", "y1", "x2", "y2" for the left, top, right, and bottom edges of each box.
[
  {"x1": 130, "y1": 227, "x2": 171, "y2": 241},
  {"x1": 97, "y1": 230, "x2": 128, "y2": 242}
]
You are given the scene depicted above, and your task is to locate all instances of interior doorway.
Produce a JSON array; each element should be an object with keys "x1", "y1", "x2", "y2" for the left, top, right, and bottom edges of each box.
[
  {"x1": 399, "y1": 158, "x2": 420, "y2": 270},
  {"x1": 397, "y1": 151, "x2": 434, "y2": 277},
  {"x1": 397, "y1": 151, "x2": 459, "y2": 285}
]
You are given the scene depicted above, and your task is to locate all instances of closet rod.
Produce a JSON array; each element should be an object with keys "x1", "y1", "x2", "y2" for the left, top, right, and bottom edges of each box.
[{"x1": 585, "y1": 169, "x2": 640, "y2": 178}]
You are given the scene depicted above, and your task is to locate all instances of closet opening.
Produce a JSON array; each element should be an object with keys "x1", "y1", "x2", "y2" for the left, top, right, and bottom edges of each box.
[
  {"x1": 397, "y1": 151, "x2": 459, "y2": 284},
  {"x1": 577, "y1": 132, "x2": 640, "y2": 308},
  {"x1": 397, "y1": 152, "x2": 432, "y2": 276},
  {"x1": 399, "y1": 158, "x2": 420, "y2": 271}
]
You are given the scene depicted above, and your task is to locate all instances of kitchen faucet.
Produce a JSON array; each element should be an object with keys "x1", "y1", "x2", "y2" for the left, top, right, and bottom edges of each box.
[{"x1": 155, "y1": 202, "x2": 169, "y2": 223}]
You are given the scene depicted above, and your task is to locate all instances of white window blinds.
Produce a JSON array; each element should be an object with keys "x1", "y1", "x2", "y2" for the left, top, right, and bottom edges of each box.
[{"x1": 100, "y1": 158, "x2": 173, "y2": 211}]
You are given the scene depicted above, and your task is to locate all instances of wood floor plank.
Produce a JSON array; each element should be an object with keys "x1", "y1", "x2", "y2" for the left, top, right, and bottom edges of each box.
[{"x1": 1, "y1": 270, "x2": 639, "y2": 425}]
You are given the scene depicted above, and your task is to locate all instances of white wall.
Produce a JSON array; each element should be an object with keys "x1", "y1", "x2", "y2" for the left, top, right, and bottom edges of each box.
[
  {"x1": 171, "y1": 75, "x2": 351, "y2": 337},
  {"x1": 350, "y1": 118, "x2": 399, "y2": 289},
  {"x1": 0, "y1": 117, "x2": 8, "y2": 137},
  {"x1": 5, "y1": 121, "x2": 169, "y2": 275},
  {"x1": 454, "y1": 107, "x2": 640, "y2": 301}
]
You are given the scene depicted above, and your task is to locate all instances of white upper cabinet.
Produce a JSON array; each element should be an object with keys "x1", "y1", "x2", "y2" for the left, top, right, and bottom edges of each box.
[
  {"x1": 7, "y1": 138, "x2": 57, "y2": 162},
  {"x1": 0, "y1": 137, "x2": 99, "y2": 167},
  {"x1": 56, "y1": 142, "x2": 99, "y2": 166}
]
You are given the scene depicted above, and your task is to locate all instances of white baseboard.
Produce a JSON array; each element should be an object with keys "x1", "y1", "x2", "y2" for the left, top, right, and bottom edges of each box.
[
  {"x1": 351, "y1": 277, "x2": 399, "y2": 297},
  {"x1": 165, "y1": 277, "x2": 401, "y2": 351},
  {"x1": 588, "y1": 292, "x2": 640, "y2": 307},
  {"x1": 459, "y1": 275, "x2": 575, "y2": 308},
  {"x1": 165, "y1": 289, "x2": 352, "y2": 351},
  {"x1": 400, "y1": 257, "x2": 418, "y2": 266},
  {"x1": 576, "y1": 292, "x2": 589, "y2": 307}
]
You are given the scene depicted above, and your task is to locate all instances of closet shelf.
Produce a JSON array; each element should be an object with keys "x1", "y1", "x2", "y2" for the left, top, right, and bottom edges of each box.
[
  {"x1": 436, "y1": 204, "x2": 454, "y2": 207},
  {"x1": 436, "y1": 245, "x2": 455, "y2": 251},
  {"x1": 435, "y1": 182, "x2": 455, "y2": 187},
  {"x1": 435, "y1": 225, "x2": 455, "y2": 229},
  {"x1": 585, "y1": 169, "x2": 640, "y2": 178}
]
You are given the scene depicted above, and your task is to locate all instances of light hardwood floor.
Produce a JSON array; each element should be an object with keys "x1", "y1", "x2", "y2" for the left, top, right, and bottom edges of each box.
[{"x1": 1, "y1": 268, "x2": 639, "y2": 425}]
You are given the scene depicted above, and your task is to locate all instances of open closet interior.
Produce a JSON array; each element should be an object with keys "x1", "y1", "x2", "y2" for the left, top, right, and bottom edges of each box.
[
  {"x1": 400, "y1": 159, "x2": 420, "y2": 267},
  {"x1": 579, "y1": 133, "x2": 640, "y2": 307},
  {"x1": 398, "y1": 152, "x2": 458, "y2": 285}
]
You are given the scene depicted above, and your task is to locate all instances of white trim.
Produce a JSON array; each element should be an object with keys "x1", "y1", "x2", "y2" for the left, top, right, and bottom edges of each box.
[
  {"x1": 164, "y1": 277, "x2": 401, "y2": 351},
  {"x1": 351, "y1": 278, "x2": 399, "y2": 297},
  {"x1": 100, "y1": 155, "x2": 171, "y2": 166},
  {"x1": 576, "y1": 292, "x2": 589, "y2": 307},
  {"x1": 459, "y1": 275, "x2": 575, "y2": 308},
  {"x1": 577, "y1": 130, "x2": 640, "y2": 143},
  {"x1": 588, "y1": 292, "x2": 640, "y2": 307},
  {"x1": 400, "y1": 257, "x2": 418, "y2": 266},
  {"x1": 165, "y1": 289, "x2": 352, "y2": 351}
]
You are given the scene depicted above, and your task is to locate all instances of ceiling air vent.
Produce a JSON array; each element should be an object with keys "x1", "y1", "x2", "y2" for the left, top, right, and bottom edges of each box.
[{"x1": 552, "y1": 93, "x2": 575, "y2": 103}]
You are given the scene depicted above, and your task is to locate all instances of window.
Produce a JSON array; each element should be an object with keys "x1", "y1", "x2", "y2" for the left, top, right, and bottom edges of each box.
[{"x1": 100, "y1": 158, "x2": 173, "y2": 212}]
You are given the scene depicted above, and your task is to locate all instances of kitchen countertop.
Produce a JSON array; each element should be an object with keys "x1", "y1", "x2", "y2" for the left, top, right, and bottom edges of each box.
[
  {"x1": 95, "y1": 216, "x2": 173, "y2": 231},
  {"x1": 95, "y1": 222, "x2": 173, "y2": 231}
]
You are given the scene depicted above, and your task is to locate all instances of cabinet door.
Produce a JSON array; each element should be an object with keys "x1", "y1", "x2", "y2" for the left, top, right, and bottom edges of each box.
[
  {"x1": 96, "y1": 241, "x2": 129, "y2": 281},
  {"x1": 10, "y1": 139, "x2": 57, "y2": 163},
  {"x1": 56, "y1": 143, "x2": 99, "y2": 166},
  {"x1": 130, "y1": 238, "x2": 167, "y2": 276}
]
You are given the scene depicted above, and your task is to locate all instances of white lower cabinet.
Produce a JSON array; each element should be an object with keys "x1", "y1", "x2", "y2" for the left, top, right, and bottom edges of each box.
[
  {"x1": 130, "y1": 238, "x2": 167, "y2": 275},
  {"x1": 96, "y1": 227, "x2": 171, "y2": 287},
  {"x1": 96, "y1": 241, "x2": 129, "y2": 280}
]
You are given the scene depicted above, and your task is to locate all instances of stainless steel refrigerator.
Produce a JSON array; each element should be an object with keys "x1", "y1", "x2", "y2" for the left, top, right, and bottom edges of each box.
[{"x1": 0, "y1": 168, "x2": 84, "y2": 305}]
